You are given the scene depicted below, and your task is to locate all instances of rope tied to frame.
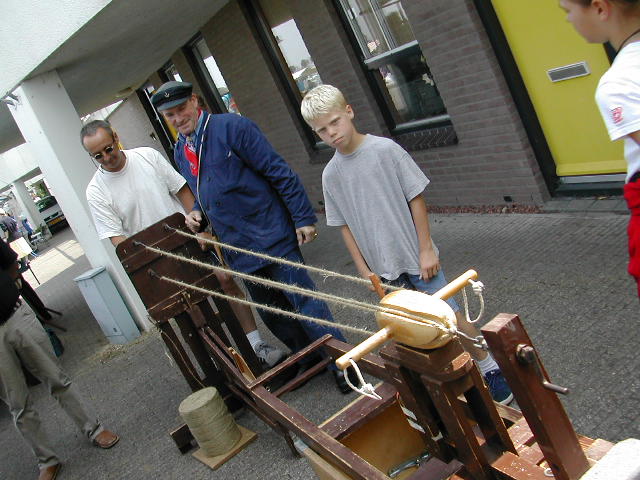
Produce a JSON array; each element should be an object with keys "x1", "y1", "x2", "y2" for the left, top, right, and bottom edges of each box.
[
  {"x1": 138, "y1": 241, "x2": 457, "y2": 338},
  {"x1": 135, "y1": 234, "x2": 488, "y2": 374},
  {"x1": 166, "y1": 225, "x2": 404, "y2": 292}
]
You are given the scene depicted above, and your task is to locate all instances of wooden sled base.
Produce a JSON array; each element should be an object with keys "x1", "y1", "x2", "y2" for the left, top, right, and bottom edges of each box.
[{"x1": 191, "y1": 425, "x2": 257, "y2": 470}]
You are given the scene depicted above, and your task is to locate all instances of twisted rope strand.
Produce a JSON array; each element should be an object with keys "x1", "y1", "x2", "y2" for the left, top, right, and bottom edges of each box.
[
  {"x1": 167, "y1": 226, "x2": 403, "y2": 292},
  {"x1": 140, "y1": 242, "x2": 452, "y2": 335},
  {"x1": 156, "y1": 273, "x2": 372, "y2": 337}
]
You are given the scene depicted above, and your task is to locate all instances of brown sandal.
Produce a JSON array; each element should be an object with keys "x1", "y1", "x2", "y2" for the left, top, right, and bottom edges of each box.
[{"x1": 92, "y1": 430, "x2": 120, "y2": 449}]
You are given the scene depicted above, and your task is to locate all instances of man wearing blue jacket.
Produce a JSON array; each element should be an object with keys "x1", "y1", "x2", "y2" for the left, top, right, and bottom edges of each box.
[{"x1": 151, "y1": 81, "x2": 352, "y2": 392}]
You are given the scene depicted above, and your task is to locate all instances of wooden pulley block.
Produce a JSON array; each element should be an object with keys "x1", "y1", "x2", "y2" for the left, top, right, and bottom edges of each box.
[
  {"x1": 335, "y1": 270, "x2": 478, "y2": 370},
  {"x1": 376, "y1": 289, "x2": 457, "y2": 349}
]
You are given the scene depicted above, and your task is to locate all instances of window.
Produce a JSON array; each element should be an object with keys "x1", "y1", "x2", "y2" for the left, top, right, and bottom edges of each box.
[
  {"x1": 257, "y1": 0, "x2": 323, "y2": 97},
  {"x1": 337, "y1": 0, "x2": 450, "y2": 132},
  {"x1": 163, "y1": 63, "x2": 183, "y2": 82},
  {"x1": 192, "y1": 38, "x2": 240, "y2": 114},
  {"x1": 246, "y1": 0, "x2": 323, "y2": 146}
]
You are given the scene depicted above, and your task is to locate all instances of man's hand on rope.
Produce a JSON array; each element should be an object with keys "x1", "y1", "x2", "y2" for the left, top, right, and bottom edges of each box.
[
  {"x1": 419, "y1": 248, "x2": 440, "y2": 280},
  {"x1": 185, "y1": 210, "x2": 203, "y2": 232},
  {"x1": 296, "y1": 225, "x2": 318, "y2": 246}
]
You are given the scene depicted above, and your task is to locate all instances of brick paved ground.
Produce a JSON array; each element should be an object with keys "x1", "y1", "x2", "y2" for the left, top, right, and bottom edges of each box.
[{"x1": 1, "y1": 211, "x2": 638, "y2": 479}]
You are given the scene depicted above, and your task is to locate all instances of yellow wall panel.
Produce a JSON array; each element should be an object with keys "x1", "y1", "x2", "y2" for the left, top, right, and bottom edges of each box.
[{"x1": 491, "y1": 0, "x2": 624, "y2": 176}]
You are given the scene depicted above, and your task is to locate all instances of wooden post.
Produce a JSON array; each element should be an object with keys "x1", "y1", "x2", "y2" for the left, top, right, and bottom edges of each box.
[
  {"x1": 157, "y1": 322, "x2": 203, "y2": 392},
  {"x1": 481, "y1": 314, "x2": 590, "y2": 480}
]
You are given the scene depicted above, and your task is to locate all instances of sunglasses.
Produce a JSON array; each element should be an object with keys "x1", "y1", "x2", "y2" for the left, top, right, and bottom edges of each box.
[{"x1": 90, "y1": 143, "x2": 116, "y2": 161}]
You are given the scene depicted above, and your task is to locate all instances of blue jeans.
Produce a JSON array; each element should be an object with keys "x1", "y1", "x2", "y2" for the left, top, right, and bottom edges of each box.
[
  {"x1": 384, "y1": 271, "x2": 460, "y2": 312},
  {"x1": 244, "y1": 248, "x2": 346, "y2": 366}
]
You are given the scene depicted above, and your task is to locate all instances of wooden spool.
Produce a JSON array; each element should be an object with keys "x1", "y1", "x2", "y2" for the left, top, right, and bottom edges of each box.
[
  {"x1": 336, "y1": 270, "x2": 478, "y2": 370},
  {"x1": 179, "y1": 387, "x2": 242, "y2": 457}
]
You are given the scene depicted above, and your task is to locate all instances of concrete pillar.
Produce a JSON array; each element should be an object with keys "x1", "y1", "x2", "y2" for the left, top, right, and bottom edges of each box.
[
  {"x1": 10, "y1": 180, "x2": 44, "y2": 229},
  {"x1": 8, "y1": 70, "x2": 150, "y2": 331}
]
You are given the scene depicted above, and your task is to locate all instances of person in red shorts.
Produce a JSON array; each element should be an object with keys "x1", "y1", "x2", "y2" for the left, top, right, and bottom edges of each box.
[{"x1": 560, "y1": 0, "x2": 640, "y2": 297}]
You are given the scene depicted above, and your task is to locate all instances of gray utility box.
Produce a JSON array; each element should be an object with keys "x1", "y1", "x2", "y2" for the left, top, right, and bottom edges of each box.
[{"x1": 74, "y1": 266, "x2": 140, "y2": 345}]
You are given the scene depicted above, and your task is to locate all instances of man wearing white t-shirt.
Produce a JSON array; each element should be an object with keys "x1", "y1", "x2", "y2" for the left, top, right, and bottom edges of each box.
[{"x1": 82, "y1": 120, "x2": 284, "y2": 367}]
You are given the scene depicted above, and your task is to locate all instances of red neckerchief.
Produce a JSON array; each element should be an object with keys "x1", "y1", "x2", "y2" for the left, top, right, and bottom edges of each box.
[{"x1": 183, "y1": 109, "x2": 203, "y2": 176}]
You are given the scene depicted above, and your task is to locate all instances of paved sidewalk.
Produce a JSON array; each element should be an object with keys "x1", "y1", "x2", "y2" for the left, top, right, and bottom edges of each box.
[{"x1": 1, "y1": 212, "x2": 638, "y2": 480}]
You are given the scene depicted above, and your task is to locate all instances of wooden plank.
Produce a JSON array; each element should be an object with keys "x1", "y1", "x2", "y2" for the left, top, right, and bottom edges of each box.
[
  {"x1": 422, "y1": 377, "x2": 491, "y2": 480},
  {"x1": 199, "y1": 299, "x2": 263, "y2": 376},
  {"x1": 464, "y1": 367, "x2": 516, "y2": 454},
  {"x1": 174, "y1": 311, "x2": 228, "y2": 396},
  {"x1": 248, "y1": 334, "x2": 333, "y2": 388},
  {"x1": 491, "y1": 451, "x2": 550, "y2": 480},
  {"x1": 379, "y1": 355, "x2": 449, "y2": 460},
  {"x1": 191, "y1": 425, "x2": 257, "y2": 470},
  {"x1": 272, "y1": 358, "x2": 331, "y2": 397},
  {"x1": 411, "y1": 457, "x2": 464, "y2": 480},
  {"x1": 147, "y1": 275, "x2": 220, "y2": 322},
  {"x1": 320, "y1": 383, "x2": 397, "y2": 440},
  {"x1": 585, "y1": 438, "x2": 614, "y2": 463},
  {"x1": 170, "y1": 424, "x2": 194, "y2": 454},
  {"x1": 482, "y1": 314, "x2": 590, "y2": 480},
  {"x1": 157, "y1": 322, "x2": 203, "y2": 392},
  {"x1": 252, "y1": 385, "x2": 389, "y2": 480},
  {"x1": 323, "y1": 338, "x2": 391, "y2": 381}
]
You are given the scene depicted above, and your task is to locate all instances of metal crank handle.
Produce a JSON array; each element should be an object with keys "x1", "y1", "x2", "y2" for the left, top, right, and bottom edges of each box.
[
  {"x1": 516, "y1": 344, "x2": 569, "y2": 395},
  {"x1": 335, "y1": 327, "x2": 394, "y2": 370},
  {"x1": 388, "y1": 451, "x2": 431, "y2": 478}
]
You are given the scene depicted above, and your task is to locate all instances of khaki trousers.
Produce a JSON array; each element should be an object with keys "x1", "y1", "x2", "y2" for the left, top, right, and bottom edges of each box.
[{"x1": 0, "y1": 303, "x2": 102, "y2": 468}]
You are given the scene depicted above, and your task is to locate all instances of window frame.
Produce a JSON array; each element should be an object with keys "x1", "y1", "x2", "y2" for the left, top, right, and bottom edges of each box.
[
  {"x1": 182, "y1": 35, "x2": 230, "y2": 115},
  {"x1": 241, "y1": 0, "x2": 326, "y2": 148},
  {"x1": 333, "y1": 0, "x2": 453, "y2": 135}
]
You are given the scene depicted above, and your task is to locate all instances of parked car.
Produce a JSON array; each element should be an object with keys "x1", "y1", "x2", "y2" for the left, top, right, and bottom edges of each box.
[{"x1": 36, "y1": 196, "x2": 68, "y2": 233}]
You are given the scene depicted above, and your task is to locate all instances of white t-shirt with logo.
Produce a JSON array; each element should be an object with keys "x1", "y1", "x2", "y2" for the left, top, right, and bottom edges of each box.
[
  {"x1": 86, "y1": 147, "x2": 187, "y2": 239},
  {"x1": 595, "y1": 41, "x2": 640, "y2": 182}
]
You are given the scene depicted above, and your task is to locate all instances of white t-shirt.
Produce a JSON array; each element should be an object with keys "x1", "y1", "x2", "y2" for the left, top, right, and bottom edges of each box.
[
  {"x1": 595, "y1": 41, "x2": 640, "y2": 182},
  {"x1": 323, "y1": 134, "x2": 437, "y2": 280},
  {"x1": 86, "y1": 147, "x2": 187, "y2": 240}
]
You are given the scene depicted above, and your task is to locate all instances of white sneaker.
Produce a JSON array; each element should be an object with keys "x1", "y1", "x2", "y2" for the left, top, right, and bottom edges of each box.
[{"x1": 254, "y1": 341, "x2": 286, "y2": 368}]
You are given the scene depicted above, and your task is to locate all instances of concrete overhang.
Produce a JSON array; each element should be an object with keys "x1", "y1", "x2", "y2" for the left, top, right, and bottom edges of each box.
[{"x1": 0, "y1": 0, "x2": 228, "y2": 154}]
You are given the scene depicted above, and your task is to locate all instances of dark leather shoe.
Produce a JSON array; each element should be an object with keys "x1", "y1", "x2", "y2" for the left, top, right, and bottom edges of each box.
[
  {"x1": 332, "y1": 367, "x2": 358, "y2": 394},
  {"x1": 93, "y1": 429, "x2": 119, "y2": 449},
  {"x1": 38, "y1": 463, "x2": 61, "y2": 480}
]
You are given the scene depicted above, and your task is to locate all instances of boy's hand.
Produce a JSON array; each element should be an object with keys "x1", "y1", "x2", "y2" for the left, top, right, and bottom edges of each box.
[
  {"x1": 296, "y1": 225, "x2": 318, "y2": 245},
  {"x1": 185, "y1": 211, "x2": 202, "y2": 232},
  {"x1": 419, "y1": 249, "x2": 440, "y2": 280}
]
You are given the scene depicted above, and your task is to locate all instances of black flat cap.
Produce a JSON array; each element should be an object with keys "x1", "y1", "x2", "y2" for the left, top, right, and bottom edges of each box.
[{"x1": 151, "y1": 81, "x2": 193, "y2": 111}]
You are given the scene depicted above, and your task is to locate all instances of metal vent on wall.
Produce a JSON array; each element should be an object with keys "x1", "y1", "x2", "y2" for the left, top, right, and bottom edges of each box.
[{"x1": 547, "y1": 62, "x2": 590, "y2": 82}]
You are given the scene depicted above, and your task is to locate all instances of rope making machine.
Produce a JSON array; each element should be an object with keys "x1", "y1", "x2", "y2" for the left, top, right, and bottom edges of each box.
[{"x1": 116, "y1": 213, "x2": 619, "y2": 480}]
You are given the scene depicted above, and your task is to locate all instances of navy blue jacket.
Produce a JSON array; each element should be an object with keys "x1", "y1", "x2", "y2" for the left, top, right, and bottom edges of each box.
[{"x1": 174, "y1": 112, "x2": 317, "y2": 272}]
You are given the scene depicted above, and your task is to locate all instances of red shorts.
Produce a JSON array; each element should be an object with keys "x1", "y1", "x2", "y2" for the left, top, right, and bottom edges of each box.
[{"x1": 624, "y1": 179, "x2": 640, "y2": 297}]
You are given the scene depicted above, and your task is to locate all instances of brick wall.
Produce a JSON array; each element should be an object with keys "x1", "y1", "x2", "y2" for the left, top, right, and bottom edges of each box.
[
  {"x1": 189, "y1": 0, "x2": 549, "y2": 207},
  {"x1": 200, "y1": 1, "x2": 327, "y2": 208},
  {"x1": 400, "y1": 0, "x2": 549, "y2": 205}
]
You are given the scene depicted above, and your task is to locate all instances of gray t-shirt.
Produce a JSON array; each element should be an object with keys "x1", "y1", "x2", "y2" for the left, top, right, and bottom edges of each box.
[{"x1": 322, "y1": 134, "x2": 435, "y2": 280}]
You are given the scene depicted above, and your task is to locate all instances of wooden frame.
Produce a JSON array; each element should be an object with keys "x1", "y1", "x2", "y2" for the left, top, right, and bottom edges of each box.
[{"x1": 117, "y1": 214, "x2": 612, "y2": 480}]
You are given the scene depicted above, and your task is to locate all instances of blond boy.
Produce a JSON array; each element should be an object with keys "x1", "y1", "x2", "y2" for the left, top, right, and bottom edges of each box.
[{"x1": 301, "y1": 85, "x2": 512, "y2": 404}]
